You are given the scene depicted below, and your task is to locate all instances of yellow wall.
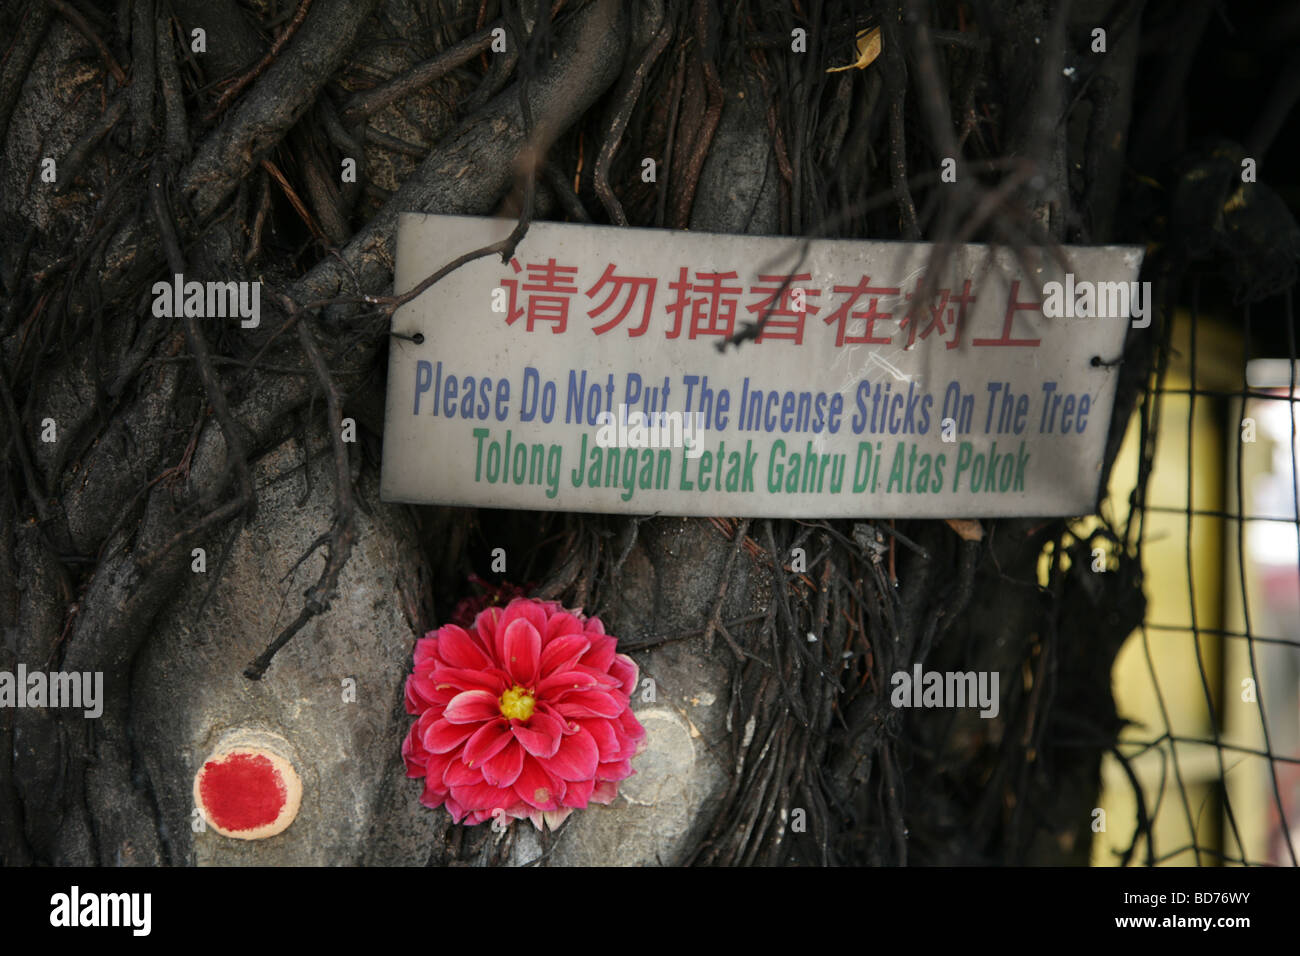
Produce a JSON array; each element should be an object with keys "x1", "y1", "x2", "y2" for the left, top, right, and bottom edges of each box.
[{"x1": 1091, "y1": 311, "x2": 1243, "y2": 866}]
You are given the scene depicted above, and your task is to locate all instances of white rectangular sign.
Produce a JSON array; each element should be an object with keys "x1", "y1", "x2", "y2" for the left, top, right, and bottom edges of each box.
[{"x1": 381, "y1": 214, "x2": 1142, "y2": 518}]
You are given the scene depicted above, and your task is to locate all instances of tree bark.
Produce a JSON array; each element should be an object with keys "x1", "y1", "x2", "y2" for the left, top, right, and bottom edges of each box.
[{"x1": 0, "y1": 0, "x2": 1157, "y2": 866}]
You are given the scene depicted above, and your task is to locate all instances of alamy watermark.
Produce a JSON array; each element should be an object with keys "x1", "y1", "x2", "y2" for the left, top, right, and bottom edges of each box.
[
  {"x1": 0, "y1": 663, "x2": 103, "y2": 718},
  {"x1": 1041, "y1": 274, "x2": 1152, "y2": 328},
  {"x1": 50, "y1": 886, "x2": 150, "y2": 936},
  {"x1": 890, "y1": 664, "x2": 1000, "y2": 718},
  {"x1": 594, "y1": 404, "x2": 706, "y2": 458},
  {"x1": 151, "y1": 273, "x2": 261, "y2": 328}
]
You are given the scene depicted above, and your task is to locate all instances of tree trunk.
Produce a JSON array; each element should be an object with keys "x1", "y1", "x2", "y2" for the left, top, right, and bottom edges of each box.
[{"x1": 0, "y1": 0, "x2": 1165, "y2": 866}]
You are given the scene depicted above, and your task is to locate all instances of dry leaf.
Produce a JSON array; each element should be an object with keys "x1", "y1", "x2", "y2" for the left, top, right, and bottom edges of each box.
[
  {"x1": 827, "y1": 27, "x2": 882, "y2": 73},
  {"x1": 944, "y1": 518, "x2": 985, "y2": 541}
]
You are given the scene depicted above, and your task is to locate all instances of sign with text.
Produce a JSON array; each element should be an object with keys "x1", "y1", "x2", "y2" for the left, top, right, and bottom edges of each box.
[{"x1": 381, "y1": 214, "x2": 1142, "y2": 517}]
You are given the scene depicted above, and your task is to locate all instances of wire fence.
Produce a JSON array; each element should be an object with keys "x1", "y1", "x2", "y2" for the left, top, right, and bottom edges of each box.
[{"x1": 1101, "y1": 274, "x2": 1299, "y2": 867}]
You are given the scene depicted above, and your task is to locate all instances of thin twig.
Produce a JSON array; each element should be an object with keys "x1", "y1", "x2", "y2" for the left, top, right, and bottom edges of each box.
[
  {"x1": 618, "y1": 612, "x2": 766, "y2": 653},
  {"x1": 341, "y1": 22, "x2": 497, "y2": 124},
  {"x1": 144, "y1": 168, "x2": 257, "y2": 557},
  {"x1": 879, "y1": 5, "x2": 920, "y2": 238},
  {"x1": 703, "y1": 518, "x2": 751, "y2": 662},
  {"x1": 262, "y1": 157, "x2": 328, "y2": 243},
  {"x1": 592, "y1": 0, "x2": 670, "y2": 225},
  {"x1": 670, "y1": 0, "x2": 723, "y2": 227},
  {"x1": 204, "y1": 0, "x2": 315, "y2": 121},
  {"x1": 156, "y1": 12, "x2": 189, "y2": 160},
  {"x1": 244, "y1": 314, "x2": 356, "y2": 679},
  {"x1": 55, "y1": 93, "x2": 128, "y2": 193},
  {"x1": 45, "y1": 0, "x2": 126, "y2": 84},
  {"x1": 362, "y1": 155, "x2": 536, "y2": 316}
]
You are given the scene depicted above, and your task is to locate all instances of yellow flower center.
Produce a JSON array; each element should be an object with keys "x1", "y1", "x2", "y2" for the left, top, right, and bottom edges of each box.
[{"x1": 499, "y1": 685, "x2": 536, "y2": 721}]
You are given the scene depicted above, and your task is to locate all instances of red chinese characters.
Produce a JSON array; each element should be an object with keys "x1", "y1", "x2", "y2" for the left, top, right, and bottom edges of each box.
[
  {"x1": 665, "y1": 268, "x2": 744, "y2": 340},
  {"x1": 900, "y1": 276, "x2": 976, "y2": 350},
  {"x1": 747, "y1": 273, "x2": 821, "y2": 344},
  {"x1": 496, "y1": 256, "x2": 1040, "y2": 350},
  {"x1": 584, "y1": 264, "x2": 656, "y2": 336},
  {"x1": 971, "y1": 279, "x2": 1041, "y2": 348},
  {"x1": 822, "y1": 276, "x2": 900, "y2": 347},
  {"x1": 500, "y1": 257, "x2": 579, "y2": 332}
]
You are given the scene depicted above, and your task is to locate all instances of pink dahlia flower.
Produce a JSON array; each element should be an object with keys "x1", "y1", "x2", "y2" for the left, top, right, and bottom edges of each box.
[{"x1": 403, "y1": 596, "x2": 647, "y2": 830}]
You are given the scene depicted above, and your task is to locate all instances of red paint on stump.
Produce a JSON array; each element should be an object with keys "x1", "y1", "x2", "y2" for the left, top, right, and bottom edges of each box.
[{"x1": 199, "y1": 752, "x2": 288, "y2": 832}]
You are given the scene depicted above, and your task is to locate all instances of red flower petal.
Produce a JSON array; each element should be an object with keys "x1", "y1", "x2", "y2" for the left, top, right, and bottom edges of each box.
[
  {"x1": 415, "y1": 707, "x2": 439, "y2": 735},
  {"x1": 404, "y1": 676, "x2": 427, "y2": 715},
  {"x1": 539, "y1": 725, "x2": 599, "y2": 781},
  {"x1": 443, "y1": 757, "x2": 481, "y2": 788},
  {"x1": 580, "y1": 718, "x2": 623, "y2": 761},
  {"x1": 424, "y1": 751, "x2": 452, "y2": 785},
  {"x1": 512, "y1": 709, "x2": 564, "y2": 758},
  {"x1": 555, "y1": 689, "x2": 627, "y2": 719},
  {"x1": 560, "y1": 776, "x2": 596, "y2": 808},
  {"x1": 463, "y1": 719, "x2": 513, "y2": 766},
  {"x1": 514, "y1": 756, "x2": 562, "y2": 810},
  {"x1": 538, "y1": 632, "x2": 590, "y2": 678},
  {"x1": 580, "y1": 634, "x2": 618, "y2": 671},
  {"x1": 494, "y1": 605, "x2": 537, "y2": 663},
  {"x1": 617, "y1": 708, "x2": 649, "y2": 754},
  {"x1": 590, "y1": 780, "x2": 620, "y2": 805},
  {"x1": 413, "y1": 635, "x2": 440, "y2": 670},
  {"x1": 575, "y1": 665, "x2": 624, "y2": 690},
  {"x1": 423, "y1": 718, "x2": 476, "y2": 754},
  {"x1": 596, "y1": 758, "x2": 633, "y2": 782},
  {"x1": 443, "y1": 689, "x2": 501, "y2": 724},
  {"x1": 501, "y1": 618, "x2": 542, "y2": 686},
  {"x1": 430, "y1": 665, "x2": 510, "y2": 694},
  {"x1": 450, "y1": 780, "x2": 515, "y2": 815},
  {"x1": 402, "y1": 724, "x2": 427, "y2": 776},
  {"x1": 500, "y1": 598, "x2": 549, "y2": 647},
  {"x1": 535, "y1": 669, "x2": 602, "y2": 699},
  {"x1": 474, "y1": 607, "x2": 504, "y2": 649},
  {"x1": 481, "y1": 739, "x2": 525, "y2": 788},
  {"x1": 436, "y1": 624, "x2": 493, "y2": 669},
  {"x1": 407, "y1": 671, "x2": 455, "y2": 710},
  {"x1": 609, "y1": 653, "x2": 638, "y2": 695},
  {"x1": 420, "y1": 778, "x2": 449, "y2": 810},
  {"x1": 443, "y1": 796, "x2": 468, "y2": 822},
  {"x1": 543, "y1": 612, "x2": 585, "y2": 644}
]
